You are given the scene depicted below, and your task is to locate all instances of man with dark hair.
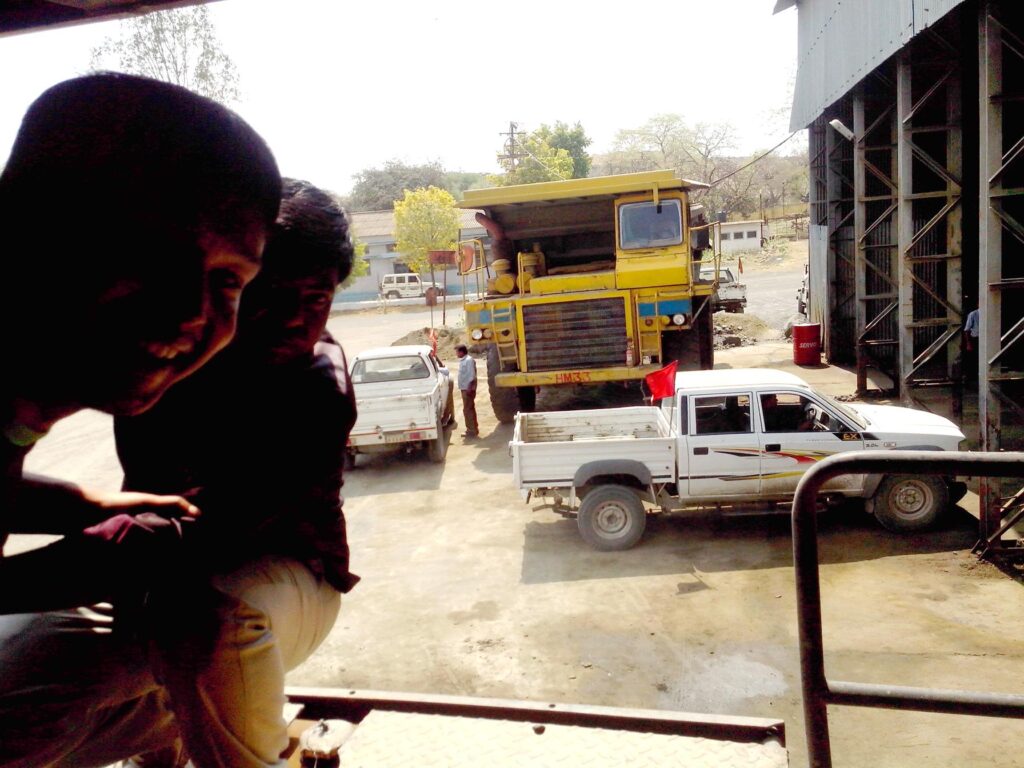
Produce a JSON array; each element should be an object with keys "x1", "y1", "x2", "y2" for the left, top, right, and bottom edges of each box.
[
  {"x1": 455, "y1": 344, "x2": 479, "y2": 438},
  {"x1": 0, "y1": 72, "x2": 281, "y2": 610},
  {"x1": 0, "y1": 179, "x2": 359, "y2": 768}
]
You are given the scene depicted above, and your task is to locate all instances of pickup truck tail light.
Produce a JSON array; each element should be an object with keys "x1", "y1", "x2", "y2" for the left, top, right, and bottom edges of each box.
[{"x1": 671, "y1": 313, "x2": 686, "y2": 325}]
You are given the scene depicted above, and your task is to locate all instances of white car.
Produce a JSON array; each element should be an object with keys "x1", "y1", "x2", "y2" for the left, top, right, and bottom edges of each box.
[
  {"x1": 511, "y1": 368, "x2": 966, "y2": 549},
  {"x1": 380, "y1": 273, "x2": 444, "y2": 300},
  {"x1": 347, "y1": 345, "x2": 455, "y2": 466}
]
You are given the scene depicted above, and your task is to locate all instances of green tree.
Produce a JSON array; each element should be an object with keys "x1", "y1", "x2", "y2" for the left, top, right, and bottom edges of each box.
[
  {"x1": 89, "y1": 6, "x2": 240, "y2": 104},
  {"x1": 443, "y1": 171, "x2": 492, "y2": 200},
  {"x1": 490, "y1": 129, "x2": 574, "y2": 187},
  {"x1": 393, "y1": 187, "x2": 460, "y2": 275},
  {"x1": 534, "y1": 121, "x2": 592, "y2": 178},
  {"x1": 595, "y1": 114, "x2": 736, "y2": 187},
  {"x1": 349, "y1": 161, "x2": 447, "y2": 211},
  {"x1": 339, "y1": 239, "x2": 370, "y2": 289}
]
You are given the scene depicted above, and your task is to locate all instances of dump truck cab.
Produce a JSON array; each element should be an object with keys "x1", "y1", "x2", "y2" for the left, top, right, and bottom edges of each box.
[{"x1": 458, "y1": 170, "x2": 718, "y2": 423}]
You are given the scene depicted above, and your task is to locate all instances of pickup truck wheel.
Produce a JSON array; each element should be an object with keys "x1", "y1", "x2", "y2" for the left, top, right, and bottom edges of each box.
[
  {"x1": 872, "y1": 475, "x2": 948, "y2": 532},
  {"x1": 426, "y1": 415, "x2": 447, "y2": 463},
  {"x1": 577, "y1": 485, "x2": 647, "y2": 551},
  {"x1": 486, "y1": 345, "x2": 519, "y2": 424},
  {"x1": 344, "y1": 450, "x2": 357, "y2": 472}
]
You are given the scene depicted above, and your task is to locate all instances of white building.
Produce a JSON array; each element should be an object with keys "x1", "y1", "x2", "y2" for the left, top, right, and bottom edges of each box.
[{"x1": 716, "y1": 220, "x2": 765, "y2": 255}]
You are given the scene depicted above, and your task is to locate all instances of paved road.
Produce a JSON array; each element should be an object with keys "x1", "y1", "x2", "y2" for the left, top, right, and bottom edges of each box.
[{"x1": 737, "y1": 265, "x2": 805, "y2": 331}]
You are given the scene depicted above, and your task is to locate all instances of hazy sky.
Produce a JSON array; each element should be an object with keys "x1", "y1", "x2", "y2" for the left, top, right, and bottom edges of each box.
[{"x1": 0, "y1": 0, "x2": 799, "y2": 195}]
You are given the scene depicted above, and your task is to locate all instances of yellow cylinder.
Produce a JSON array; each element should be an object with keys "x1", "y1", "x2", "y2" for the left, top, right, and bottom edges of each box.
[{"x1": 493, "y1": 274, "x2": 516, "y2": 294}]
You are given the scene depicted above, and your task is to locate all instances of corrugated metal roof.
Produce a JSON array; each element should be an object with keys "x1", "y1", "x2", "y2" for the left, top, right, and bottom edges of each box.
[{"x1": 786, "y1": 0, "x2": 966, "y2": 130}]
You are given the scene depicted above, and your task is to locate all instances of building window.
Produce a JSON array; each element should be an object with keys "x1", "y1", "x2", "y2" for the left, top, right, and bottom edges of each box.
[
  {"x1": 385, "y1": 243, "x2": 397, "y2": 253},
  {"x1": 721, "y1": 233, "x2": 731, "y2": 240},
  {"x1": 733, "y1": 231, "x2": 744, "y2": 239},
  {"x1": 747, "y1": 230, "x2": 758, "y2": 238}
]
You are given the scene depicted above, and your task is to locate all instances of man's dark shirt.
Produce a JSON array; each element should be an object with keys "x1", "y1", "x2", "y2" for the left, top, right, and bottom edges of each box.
[{"x1": 114, "y1": 332, "x2": 359, "y2": 593}]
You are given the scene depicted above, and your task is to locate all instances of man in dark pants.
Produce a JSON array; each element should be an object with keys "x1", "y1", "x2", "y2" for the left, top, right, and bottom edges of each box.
[{"x1": 455, "y1": 343, "x2": 479, "y2": 437}]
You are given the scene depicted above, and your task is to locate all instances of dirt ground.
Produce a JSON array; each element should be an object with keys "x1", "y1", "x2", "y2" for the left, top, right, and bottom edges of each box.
[{"x1": 11, "y1": 242, "x2": 1024, "y2": 767}]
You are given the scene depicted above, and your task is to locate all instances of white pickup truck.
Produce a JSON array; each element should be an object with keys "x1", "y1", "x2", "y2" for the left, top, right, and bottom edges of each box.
[
  {"x1": 511, "y1": 369, "x2": 966, "y2": 550},
  {"x1": 700, "y1": 266, "x2": 747, "y2": 313},
  {"x1": 346, "y1": 345, "x2": 455, "y2": 466}
]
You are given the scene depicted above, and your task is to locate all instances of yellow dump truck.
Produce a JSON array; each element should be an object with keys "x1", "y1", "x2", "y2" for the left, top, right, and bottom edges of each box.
[{"x1": 459, "y1": 170, "x2": 717, "y2": 422}]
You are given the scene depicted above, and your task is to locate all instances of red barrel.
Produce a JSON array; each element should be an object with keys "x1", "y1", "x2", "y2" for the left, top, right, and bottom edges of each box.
[{"x1": 793, "y1": 323, "x2": 821, "y2": 366}]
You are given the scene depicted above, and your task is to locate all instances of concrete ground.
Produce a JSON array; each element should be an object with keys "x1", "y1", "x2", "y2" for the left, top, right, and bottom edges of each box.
[{"x1": 11, "y1": 307, "x2": 1024, "y2": 767}]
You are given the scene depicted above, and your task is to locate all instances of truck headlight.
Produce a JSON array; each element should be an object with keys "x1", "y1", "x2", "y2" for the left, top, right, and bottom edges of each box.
[
  {"x1": 471, "y1": 328, "x2": 484, "y2": 340},
  {"x1": 672, "y1": 313, "x2": 686, "y2": 325}
]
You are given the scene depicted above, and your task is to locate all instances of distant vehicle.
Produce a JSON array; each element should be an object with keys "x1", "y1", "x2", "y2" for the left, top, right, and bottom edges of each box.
[
  {"x1": 700, "y1": 266, "x2": 747, "y2": 313},
  {"x1": 347, "y1": 345, "x2": 455, "y2": 466},
  {"x1": 380, "y1": 273, "x2": 444, "y2": 299},
  {"x1": 511, "y1": 368, "x2": 966, "y2": 550}
]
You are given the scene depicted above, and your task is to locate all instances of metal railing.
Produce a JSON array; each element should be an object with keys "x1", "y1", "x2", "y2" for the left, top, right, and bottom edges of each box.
[{"x1": 792, "y1": 450, "x2": 1024, "y2": 767}]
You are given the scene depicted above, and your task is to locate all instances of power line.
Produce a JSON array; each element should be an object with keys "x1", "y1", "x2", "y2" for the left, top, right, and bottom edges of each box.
[{"x1": 709, "y1": 131, "x2": 800, "y2": 187}]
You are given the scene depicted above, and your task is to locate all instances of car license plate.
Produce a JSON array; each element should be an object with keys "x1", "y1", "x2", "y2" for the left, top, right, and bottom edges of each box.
[{"x1": 384, "y1": 433, "x2": 405, "y2": 444}]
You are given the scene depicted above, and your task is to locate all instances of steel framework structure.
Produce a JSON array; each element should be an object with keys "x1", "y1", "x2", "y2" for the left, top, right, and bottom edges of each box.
[
  {"x1": 977, "y1": 1, "x2": 1024, "y2": 554},
  {"x1": 810, "y1": 1, "x2": 1023, "y2": 557}
]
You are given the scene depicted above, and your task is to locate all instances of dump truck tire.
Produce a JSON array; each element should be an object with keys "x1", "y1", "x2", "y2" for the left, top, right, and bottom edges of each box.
[{"x1": 486, "y1": 345, "x2": 519, "y2": 424}]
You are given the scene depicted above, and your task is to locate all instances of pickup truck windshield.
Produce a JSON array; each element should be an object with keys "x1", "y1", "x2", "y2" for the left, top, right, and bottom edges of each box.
[
  {"x1": 619, "y1": 199, "x2": 682, "y2": 250},
  {"x1": 352, "y1": 355, "x2": 430, "y2": 383}
]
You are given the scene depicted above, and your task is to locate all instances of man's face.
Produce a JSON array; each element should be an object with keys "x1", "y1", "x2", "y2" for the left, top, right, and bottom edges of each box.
[
  {"x1": 234, "y1": 267, "x2": 339, "y2": 366},
  {"x1": 67, "y1": 224, "x2": 264, "y2": 415}
]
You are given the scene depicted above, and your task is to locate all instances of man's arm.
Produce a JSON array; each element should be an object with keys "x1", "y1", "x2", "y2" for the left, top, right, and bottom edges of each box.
[{"x1": 7, "y1": 473, "x2": 198, "y2": 535}]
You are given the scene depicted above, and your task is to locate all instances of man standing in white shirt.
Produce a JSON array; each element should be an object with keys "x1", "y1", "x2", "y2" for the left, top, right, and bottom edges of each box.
[{"x1": 455, "y1": 344, "x2": 479, "y2": 438}]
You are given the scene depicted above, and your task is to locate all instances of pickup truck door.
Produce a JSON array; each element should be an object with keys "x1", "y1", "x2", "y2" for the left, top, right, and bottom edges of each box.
[
  {"x1": 686, "y1": 392, "x2": 761, "y2": 498},
  {"x1": 756, "y1": 390, "x2": 864, "y2": 496}
]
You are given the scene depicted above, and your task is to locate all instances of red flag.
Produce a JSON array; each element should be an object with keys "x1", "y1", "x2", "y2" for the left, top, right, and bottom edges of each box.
[
  {"x1": 737, "y1": 256, "x2": 744, "y2": 274},
  {"x1": 645, "y1": 360, "x2": 678, "y2": 401},
  {"x1": 428, "y1": 328, "x2": 438, "y2": 354}
]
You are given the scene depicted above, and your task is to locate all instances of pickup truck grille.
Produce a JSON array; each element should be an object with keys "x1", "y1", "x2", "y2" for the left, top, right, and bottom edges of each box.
[{"x1": 523, "y1": 298, "x2": 627, "y2": 371}]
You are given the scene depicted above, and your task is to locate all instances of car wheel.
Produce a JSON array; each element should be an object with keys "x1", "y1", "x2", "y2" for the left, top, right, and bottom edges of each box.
[
  {"x1": 386, "y1": 291, "x2": 399, "y2": 300},
  {"x1": 871, "y1": 474, "x2": 948, "y2": 532},
  {"x1": 577, "y1": 485, "x2": 647, "y2": 551}
]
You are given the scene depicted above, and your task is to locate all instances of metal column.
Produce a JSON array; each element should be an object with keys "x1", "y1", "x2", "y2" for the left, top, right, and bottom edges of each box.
[
  {"x1": 977, "y1": 1, "x2": 1024, "y2": 554},
  {"x1": 855, "y1": 67, "x2": 900, "y2": 394},
  {"x1": 897, "y1": 29, "x2": 965, "y2": 398},
  {"x1": 826, "y1": 98, "x2": 856, "y2": 364}
]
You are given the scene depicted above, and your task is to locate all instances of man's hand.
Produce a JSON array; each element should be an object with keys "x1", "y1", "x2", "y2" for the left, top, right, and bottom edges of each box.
[
  {"x1": 9, "y1": 474, "x2": 200, "y2": 535},
  {"x1": 81, "y1": 488, "x2": 200, "y2": 520}
]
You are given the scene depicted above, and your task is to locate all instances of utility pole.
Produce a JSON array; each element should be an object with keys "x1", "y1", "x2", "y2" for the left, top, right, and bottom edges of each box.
[{"x1": 498, "y1": 121, "x2": 525, "y2": 172}]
